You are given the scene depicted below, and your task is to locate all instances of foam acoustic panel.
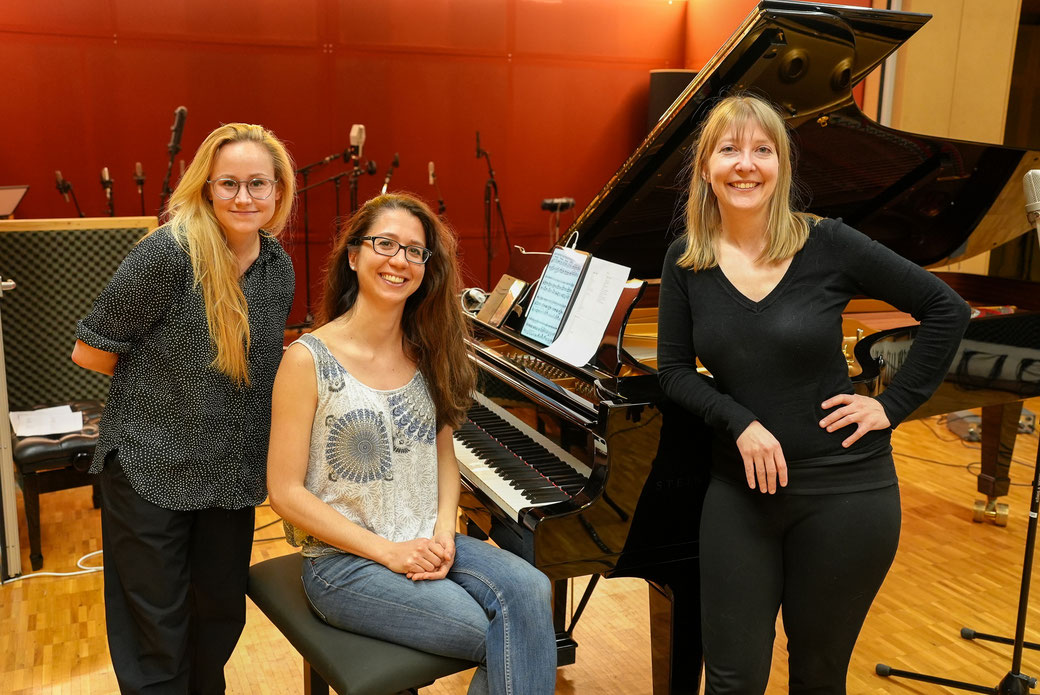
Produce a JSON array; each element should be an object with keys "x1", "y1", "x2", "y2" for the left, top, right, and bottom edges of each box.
[{"x1": 0, "y1": 219, "x2": 155, "y2": 411}]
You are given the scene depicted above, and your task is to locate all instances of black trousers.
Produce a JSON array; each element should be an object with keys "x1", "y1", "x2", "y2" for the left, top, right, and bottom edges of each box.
[
  {"x1": 99, "y1": 454, "x2": 255, "y2": 695},
  {"x1": 699, "y1": 479, "x2": 901, "y2": 695}
]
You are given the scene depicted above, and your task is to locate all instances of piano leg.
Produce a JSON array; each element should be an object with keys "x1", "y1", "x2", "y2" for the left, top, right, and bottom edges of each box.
[
  {"x1": 552, "y1": 579, "x2": 578, "y2": 666},
  {"x1": 975, "y1": 403, "x2": 1023, "y2": 514},
  {"x1": 648, "y1": 579, "x2": 702, "y2": 695}
]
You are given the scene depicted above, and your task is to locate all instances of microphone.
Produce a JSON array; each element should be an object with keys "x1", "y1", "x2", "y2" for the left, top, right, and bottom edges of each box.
[
  {"x1": 1025, "y1": 170, "x2": 1040, "y2": 233},
  {"x1": 476, "y1": 131, "x2": 482, "y2": 158},
  {"x1": 541, "y1": 197, "x2": 575, "y2": 212},
  {"x1": 55, "y1": 170, "x2": 70, "y2": 202},
  {"x1": 133, "y1": 162, "x2": 145, "y2": 193},
  {"x1": 366, "y1": 160, "x2": 378, "y2": 176},
  {"x1": 168, "y1": 106, "x2": 187, "y2": 156},
  {"x1": 101, "y1": 167, "x2": 113, "y2": 200},
  {"x1": 350, "y1": 124, "x2": 367, "y2": 159},
  {"x1": 381, "y1": 153, "x2": 399, "y2": 195},
  {"x1": 428, "y1": 161, "x2": 436, "y2": 186}
]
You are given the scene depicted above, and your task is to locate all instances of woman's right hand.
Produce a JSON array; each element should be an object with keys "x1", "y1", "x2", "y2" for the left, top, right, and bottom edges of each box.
[
  {"x1": 735, "y1": 421, "x2": 788, "y2": 493},
  {"x1": 384, "y1": 537, "x2": 450, "y2": 576}
]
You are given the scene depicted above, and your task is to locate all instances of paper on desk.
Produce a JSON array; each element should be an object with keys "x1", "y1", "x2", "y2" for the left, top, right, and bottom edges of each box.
[
  {"x1": 9, "y1": 405, "x2": 84, "y2": 437},
  {"x1": 545, "y1": 256, "x2": 630, "y2": 368}
]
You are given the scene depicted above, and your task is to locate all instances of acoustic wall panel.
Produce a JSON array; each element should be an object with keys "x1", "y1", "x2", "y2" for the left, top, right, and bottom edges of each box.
[{"x1": 0, "y1": 217, "x2": 156, "y2": 411}]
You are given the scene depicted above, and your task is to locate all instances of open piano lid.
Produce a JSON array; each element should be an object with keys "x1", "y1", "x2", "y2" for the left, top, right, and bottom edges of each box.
[{"x1": 572, "y1": 0, "x2": 1040, "y2": 281}]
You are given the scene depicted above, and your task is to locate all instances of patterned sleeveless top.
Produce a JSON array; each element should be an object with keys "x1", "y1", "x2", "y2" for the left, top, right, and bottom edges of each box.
[{"x1": 286, "y1": 333, "x2": 440, "y2": 557}]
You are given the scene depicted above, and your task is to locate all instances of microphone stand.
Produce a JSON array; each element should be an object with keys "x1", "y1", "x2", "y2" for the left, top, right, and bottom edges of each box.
[
  {"x1": 348, "y1": 153, "x2": 377, "y2": 215},
  {"x1": 478, "y1": 145, "x2": 511, "y2": 290},
  {"x1": 133, "y1": 168, "x2": 146, "y2": 216},
  {"x1": 55, "y1": 176, "x2": 84, "y2": 218},
  {"x1": 434, "y1": 179, "x2": 446, "y2": 217},
  {"x1": 295, "y1": 148, "x2": 349, "y2": 324},
  {"x1": 101, "y1": 170, "x2": 114, "y2": 217},
  {"x1": 297, "y1": 171, "x2": 351, "y2": 232},
  {"x1": 160, "y1": 143, "x2": 181, "y2": 215},
  {"x1": 876, "y1": 438, "x2": 1040, "y2": 694}
]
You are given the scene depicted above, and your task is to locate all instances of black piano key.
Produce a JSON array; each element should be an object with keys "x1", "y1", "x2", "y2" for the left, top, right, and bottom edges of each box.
[{"x1": 456, "y1": 405, "x2": 591, "y2": 503}]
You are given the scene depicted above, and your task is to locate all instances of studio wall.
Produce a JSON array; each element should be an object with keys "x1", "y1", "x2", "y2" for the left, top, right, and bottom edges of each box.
[{"x1": 0, "y1": 0, "x2": 687, "y2": 325}]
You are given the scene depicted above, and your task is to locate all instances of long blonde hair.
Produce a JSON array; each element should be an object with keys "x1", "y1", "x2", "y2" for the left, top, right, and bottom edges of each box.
[
  {"x1": 163, "y1": 123, "x2": 296, "y2": 386},
  {"x1": 679, "y1": 93, "x2": 813, "y2": 270},
  {"x1": 319, "y1": 193, "x2": 475, "y2": 429}
]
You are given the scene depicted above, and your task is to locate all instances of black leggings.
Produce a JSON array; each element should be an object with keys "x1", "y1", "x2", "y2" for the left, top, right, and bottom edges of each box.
[{"x1": 699, "y1": 479, "x2": 901, "y2": 695}]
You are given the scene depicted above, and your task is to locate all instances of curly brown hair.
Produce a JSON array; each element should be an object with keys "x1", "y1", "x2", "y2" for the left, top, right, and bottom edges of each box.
[{"x1": 318, "y1": 193, "x2": 475, "y2": 429}]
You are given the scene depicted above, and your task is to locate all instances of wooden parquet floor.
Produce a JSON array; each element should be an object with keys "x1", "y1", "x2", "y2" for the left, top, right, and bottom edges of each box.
[{"x1": 1, "y1": 398, "x2": 1038, "y2": 694}]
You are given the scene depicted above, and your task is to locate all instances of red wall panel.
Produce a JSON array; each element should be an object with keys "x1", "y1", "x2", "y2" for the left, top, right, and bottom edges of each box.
[{"x1": 1, "y1": 0, "x2": 689, "y2": 325}]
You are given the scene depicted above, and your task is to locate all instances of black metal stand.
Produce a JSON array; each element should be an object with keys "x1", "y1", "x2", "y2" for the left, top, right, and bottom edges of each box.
[
  {"x1": 876, "y1": 439, "x2": 1040, "y2": 693},
  {"x1": 133, "y1": 165, "x2": 146, "y2": 216},
  {"x1": 55, "y1": 176, "x2": 84, "y2": 218},
  {"x1": 347, "y1": 155, "x2": 376, "y2": 215},
  {"x1": 477, "y1": 135, "x2": 510, "y2": 290},
  {"x1": 296, "y1": 153, "x2": 342, "y2": 324}
]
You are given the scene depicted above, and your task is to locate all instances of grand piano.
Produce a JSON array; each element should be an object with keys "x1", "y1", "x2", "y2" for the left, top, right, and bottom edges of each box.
[{"x1": 453, "y1": 2, "x2": 1040, "y2": 693}]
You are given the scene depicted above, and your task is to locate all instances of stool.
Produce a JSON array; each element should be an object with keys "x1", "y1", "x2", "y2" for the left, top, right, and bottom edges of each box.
[
  {"x1": 11, "y1": 400, "x2": 102, "y2": 571},
  {"x1": 248, "y1": 553, "x2": 475, "y2": 695}
]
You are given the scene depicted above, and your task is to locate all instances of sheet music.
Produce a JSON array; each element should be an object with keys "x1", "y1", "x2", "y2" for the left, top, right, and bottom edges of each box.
[
  {"x1": 545, "y1": 256, "x2": 630, "y2": 368},
  {"x1": 520, "y1": 246, "x2": 587, "y2": 345},
  {"x1": 9, "y1": 405, "x2": 84, "y2": 437}
]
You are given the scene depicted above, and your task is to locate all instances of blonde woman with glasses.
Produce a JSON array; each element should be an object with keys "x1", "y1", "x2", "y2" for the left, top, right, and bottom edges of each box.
[{"x1": 72, "y1": 123, "x2": 296, "y2": 694}]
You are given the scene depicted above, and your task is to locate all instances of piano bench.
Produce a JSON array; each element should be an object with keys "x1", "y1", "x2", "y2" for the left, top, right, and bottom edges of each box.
[
  {"x1": 11, "y1": 400, "x2": 103, "y2": 571},
  {"x1": 248, "y1": 553, "x2": 476, "y2": 695}
]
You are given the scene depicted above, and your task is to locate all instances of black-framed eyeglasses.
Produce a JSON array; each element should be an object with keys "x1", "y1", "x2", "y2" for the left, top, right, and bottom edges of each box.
[
  {"x1": 354, "y1": 235, "x2": 433, "y2": 265},
  {"x1": 207, "y1": 177, "x2": 278, "y2": 200}
]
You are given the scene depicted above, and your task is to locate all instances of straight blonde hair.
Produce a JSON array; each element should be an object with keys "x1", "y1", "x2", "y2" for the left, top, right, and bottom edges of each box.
[
  {"x1": 679, "y1": 94, "x2": 814, "y2": 271},
  {"x1": 162, "y1": 123, "x2": 296, "y2": 386}
]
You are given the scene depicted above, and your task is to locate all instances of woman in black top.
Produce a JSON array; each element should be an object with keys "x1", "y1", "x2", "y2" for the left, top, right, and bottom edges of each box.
[
  {"x1": 658, "y1": 94, "x2": 970, "y2": 693},
  {"x1": 72, "y1": 123, "x2": 296, "y2": 694}
]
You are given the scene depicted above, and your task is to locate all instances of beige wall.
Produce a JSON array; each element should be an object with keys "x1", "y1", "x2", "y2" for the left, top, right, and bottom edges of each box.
[{"x1": 890, "y1": 0, "x2": 1022, "y2": 273}]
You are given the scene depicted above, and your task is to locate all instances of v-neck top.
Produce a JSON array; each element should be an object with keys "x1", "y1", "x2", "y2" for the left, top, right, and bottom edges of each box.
[
  {"x1": 713, "y1": 250, "x2": 801, "y2": 310},
  {"x1": 658, "y1": 218, "x2": 971, "y2": 494}
]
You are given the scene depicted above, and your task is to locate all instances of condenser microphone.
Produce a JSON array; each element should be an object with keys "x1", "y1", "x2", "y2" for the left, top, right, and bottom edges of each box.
[
  {"x1": 350, "y1": 124, "x2": 366, "y2": 159},
  {"x1": 428, "y1": 161, "x2": 436, "y2": 185},
  {"x1": 168, "y1": 106, "x2": 187, "y2": 156},
  {"x1": 1025, "y1": 170, "x2": 1040, "y2": 234},
  {"x1": 55, "y1": 170, "x2": 70, "y2": 202},
  {"x1": 134, "y1": 162, "x2": 145, "y2": 192},
  {"x1": 101, "y1": 167, "x2": 113, "y2": 199}
]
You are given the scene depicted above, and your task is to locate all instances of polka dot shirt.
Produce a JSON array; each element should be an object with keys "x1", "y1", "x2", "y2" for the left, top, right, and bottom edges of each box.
[{"x1": 76, "y1": 225, "x2": 294, "y2": 511}]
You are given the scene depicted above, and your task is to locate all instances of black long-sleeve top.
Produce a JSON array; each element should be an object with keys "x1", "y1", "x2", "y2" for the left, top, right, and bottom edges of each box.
[{"x1": 658, "y1": 218, "x2": 971, "y2": 494}]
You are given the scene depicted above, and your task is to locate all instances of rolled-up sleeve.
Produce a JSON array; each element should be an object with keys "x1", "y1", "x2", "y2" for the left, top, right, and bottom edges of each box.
[{"x1": 76, "y1": 231, "x2": 185, "y2": 353}]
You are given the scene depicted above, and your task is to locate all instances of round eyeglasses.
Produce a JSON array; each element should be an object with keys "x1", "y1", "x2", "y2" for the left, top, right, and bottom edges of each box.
[
  {"x1": 207, "y1": 177, "x2": 278, "y2": 200},
  {"x1": 354, "y1": 235, "x2": 432, "y2": 265}
]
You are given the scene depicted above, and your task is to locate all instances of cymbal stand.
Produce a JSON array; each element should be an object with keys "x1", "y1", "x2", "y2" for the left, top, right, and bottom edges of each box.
[{"x1": 876, "y1": 438, "x2": 1040, "y2": 694}]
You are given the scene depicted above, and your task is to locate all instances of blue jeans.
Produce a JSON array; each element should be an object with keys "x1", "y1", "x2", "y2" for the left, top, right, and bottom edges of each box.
[{"x1": 302, "y1": 534, "x2": 556, "y2": 695}]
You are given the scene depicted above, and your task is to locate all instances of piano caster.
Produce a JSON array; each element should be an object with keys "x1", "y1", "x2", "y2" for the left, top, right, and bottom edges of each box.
[{"x1": 972, "y1": 499, "x2": 1009, "y2": 526}]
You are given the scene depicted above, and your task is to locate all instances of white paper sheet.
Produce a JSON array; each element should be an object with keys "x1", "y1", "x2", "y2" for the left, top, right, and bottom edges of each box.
[
  {"x1": 9, "y1": 405, "x2": 84, "y2": 437},
  {"x1": 545, "y1": 256, "x2": 630, "y2": 368}
]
